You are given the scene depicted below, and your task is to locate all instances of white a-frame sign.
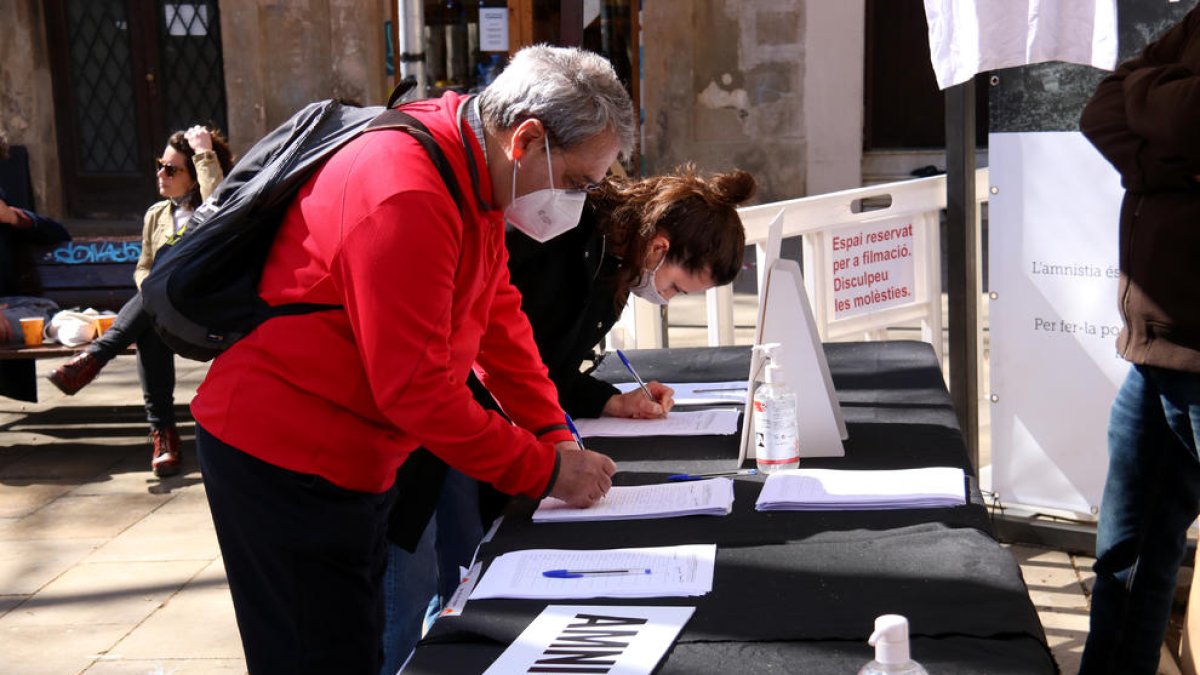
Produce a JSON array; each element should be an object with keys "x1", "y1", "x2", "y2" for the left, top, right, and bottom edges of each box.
[{"x1": 738, "y1": 212, "x2": 847, "y2": 466}]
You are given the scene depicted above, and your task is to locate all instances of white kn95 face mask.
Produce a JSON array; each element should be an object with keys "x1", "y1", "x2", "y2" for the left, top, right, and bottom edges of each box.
[{"x1": 505, "y1": 135, "x2": 586, "y2": 243}]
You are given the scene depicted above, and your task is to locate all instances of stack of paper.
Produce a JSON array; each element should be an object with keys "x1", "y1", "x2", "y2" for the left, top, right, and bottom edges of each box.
[
  {"x1": 533, "y1": 478, "x2": 734, "y2": 523},
  {"x1": 470, "y1": 544, "x2": 717, "y2": 600},
  {"x1": 755, "y1": 467, "x2": 966, "y2": 511},
  {"x1": 572, "y1": 408, "x2": 740, "y2": 437}
]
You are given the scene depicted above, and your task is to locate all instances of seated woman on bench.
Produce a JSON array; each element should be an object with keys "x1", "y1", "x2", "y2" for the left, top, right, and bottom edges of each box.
[{"x1": 49, "y1": 126, "x2": 233, "y2": 478}]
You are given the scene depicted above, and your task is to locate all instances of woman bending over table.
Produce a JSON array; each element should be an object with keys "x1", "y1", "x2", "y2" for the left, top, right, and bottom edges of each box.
[{"x1": 381, "y1": 164, "x2": 757, "y2": 673}]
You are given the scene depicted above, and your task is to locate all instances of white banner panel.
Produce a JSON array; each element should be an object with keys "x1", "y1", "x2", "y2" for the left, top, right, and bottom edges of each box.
[{"x1": 989, "y1": 131, "x2": 1127, "y2": 514}]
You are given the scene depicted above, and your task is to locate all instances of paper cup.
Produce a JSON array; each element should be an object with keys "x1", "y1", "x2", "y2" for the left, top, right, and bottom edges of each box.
[
  {"x1": 19, "y1": 317, "x2": 44, "y2": 346},
  {"x1": 95, "y1": 315, "x2": 116, "y2": 336}
]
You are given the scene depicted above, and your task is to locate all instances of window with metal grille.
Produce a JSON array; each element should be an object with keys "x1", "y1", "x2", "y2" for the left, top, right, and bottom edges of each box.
[
  {"x1": 157, "y1": 1, "x2": 228, "y2": 135},
  {"x1": 64, "y1": 0, "x2": 140, "y2": 174}
]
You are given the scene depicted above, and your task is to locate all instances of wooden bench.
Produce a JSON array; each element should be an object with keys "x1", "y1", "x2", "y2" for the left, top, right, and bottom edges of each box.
[{"x1": 1, "y1": 237, "x2": 141, "y2": 401}]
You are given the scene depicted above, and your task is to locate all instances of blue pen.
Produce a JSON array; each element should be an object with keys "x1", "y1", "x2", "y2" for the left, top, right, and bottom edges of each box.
[
  {"x1": 564, "y1": 413, "x2": 587, "y2": 451},
  {"x1": 543, "y1": 568, "x2": 652, "y2": 579},
  {"x1": 615, "y1": 349, "x2": 655, "y2": 403},
  {"x1": 666, "y1": 468, "x2": 759, "y2": 482}
]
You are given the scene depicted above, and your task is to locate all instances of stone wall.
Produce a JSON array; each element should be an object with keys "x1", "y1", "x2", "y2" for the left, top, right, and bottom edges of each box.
[
  {"x1": 8, "y1": 0, "x2": 868, "y2": 218},
  {"x1": 641, "y1": 0, "x2": 863, "y2": 202},
  {"x1": 0, "y1": 1, "x2": 63, "y2": 217},
  {"x1": 221, "y1": 0, "x2": 390, "y2": 157}
]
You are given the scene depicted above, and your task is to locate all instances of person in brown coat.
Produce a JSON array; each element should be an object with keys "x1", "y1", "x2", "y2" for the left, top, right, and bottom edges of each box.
[{"x1": 1078, "y1": 6, "x2": 1200, "y2": 674}]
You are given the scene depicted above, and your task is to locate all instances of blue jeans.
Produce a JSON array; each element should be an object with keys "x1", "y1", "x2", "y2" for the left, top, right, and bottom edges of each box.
[
  {"x1": 1080, "y1": 365, "x2": 1200, "y2": 675},
  {"x1": 380, "y1": 469, "x2": 484, "y2": 675}
]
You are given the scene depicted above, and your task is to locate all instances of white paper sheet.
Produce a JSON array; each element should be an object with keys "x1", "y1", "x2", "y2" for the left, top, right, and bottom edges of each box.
[
  {"x1": 615, "y1": 380, "x2": 749, "y2": 406},
  {"x1": 483, "y1": 605, "x2": 695, "y2": 675},
  {"x1": 470, "y1": 544, "x2": 717, "y2": 600},
  {"x1": 755, "y1": 467, "x2": 966, "y2": 511},
  {"x1": 573, "y1": 409, "x2": 740, "y2": 438},
  {"x1": 533, "y1": 478, "x2": 734, "y2": 523}
]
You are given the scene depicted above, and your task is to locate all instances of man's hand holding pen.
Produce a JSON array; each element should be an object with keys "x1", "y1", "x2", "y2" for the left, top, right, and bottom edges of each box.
[{"x1": 549, "y1": 446, "x2": 616, "y2": 508}]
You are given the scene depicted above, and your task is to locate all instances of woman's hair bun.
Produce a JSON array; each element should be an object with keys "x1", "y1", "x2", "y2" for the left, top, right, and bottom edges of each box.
[{"x1": 710, "y1": 169, "x2": 757, "y2": 205}]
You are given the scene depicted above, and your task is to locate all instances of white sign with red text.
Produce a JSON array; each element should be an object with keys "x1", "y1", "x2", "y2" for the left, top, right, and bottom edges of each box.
[{"x1": 829, "y1": 217, "x2": 917, "y2": 319}]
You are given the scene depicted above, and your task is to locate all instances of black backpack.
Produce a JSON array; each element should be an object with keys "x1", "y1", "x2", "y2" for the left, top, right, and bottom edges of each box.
[{"x1": 141, "y1": 93, "x2": 468, "y2": 362}]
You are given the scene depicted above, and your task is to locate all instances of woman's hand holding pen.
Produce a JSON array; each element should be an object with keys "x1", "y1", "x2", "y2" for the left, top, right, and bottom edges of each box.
[
  {"x1": 549, "y1": 447, "x2": 616, "y2": 508},
  {"x1": 602, "y1": 381, "x2": 675, "y2": 419}
]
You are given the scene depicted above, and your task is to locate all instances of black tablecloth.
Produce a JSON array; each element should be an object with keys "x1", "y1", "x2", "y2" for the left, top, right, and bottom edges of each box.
[
  {"x1": 408, "y1": 634, "x2": 1055, "y2": 675},
  {"x1": 405, "y1": 341, "x2": 1057, "y2": 675}
]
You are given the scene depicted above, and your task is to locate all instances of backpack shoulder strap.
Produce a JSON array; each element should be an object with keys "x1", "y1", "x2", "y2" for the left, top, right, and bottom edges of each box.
[
  {"x1": 365, "y1": 110, "x2": 468, "y2": 216},
  {"x1": 386, "y1": 77, "x2": 418, "y2": 108}
]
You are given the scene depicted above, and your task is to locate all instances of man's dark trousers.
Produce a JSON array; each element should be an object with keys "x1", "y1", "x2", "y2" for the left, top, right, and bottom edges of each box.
[{"x1": 197, "y1": 424, "x2": 397, "y2": 674}]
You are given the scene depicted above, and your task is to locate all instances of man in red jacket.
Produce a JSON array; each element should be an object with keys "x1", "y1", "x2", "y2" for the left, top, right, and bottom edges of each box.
[
  {"x1": 191, "y1": 45, "x2": 634, "y2": 674},
  {"x1": 1079, "y1": 7, "x2": 1200, "y2": 674}
]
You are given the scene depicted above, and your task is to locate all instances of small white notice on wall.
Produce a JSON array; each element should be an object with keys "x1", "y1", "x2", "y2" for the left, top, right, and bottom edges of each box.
[
  {"x1": 484, "y1": 605, "x2": 695, "y2": 675},
  {"x1": 479, "y1": 7, "x2": 509, "y2": 52},
  {"x1": 828, "y1": 216, "x2": 916, "y2": 319}
]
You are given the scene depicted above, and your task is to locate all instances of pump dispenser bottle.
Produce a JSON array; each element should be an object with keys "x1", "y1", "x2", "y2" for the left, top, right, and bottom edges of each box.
[
  {"x1": 751, "y1": 343, "x2": 799, "y2": 473},
  {"x1": 858, "y1": 615, "x2": 929, "y2": 675}
]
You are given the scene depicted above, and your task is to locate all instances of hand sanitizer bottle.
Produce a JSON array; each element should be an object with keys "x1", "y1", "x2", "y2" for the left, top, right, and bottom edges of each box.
[
  {"x1": 752, "y1": 343, "x2": 799, "y2": 473},
  {"x1": 858, "y1": 615, "x2": 929, "y2": 675}
]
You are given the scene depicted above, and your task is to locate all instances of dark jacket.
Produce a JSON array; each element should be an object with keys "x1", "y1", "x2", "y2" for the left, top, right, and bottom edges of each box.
[
  {"x1": 1080, "y1": 6, "x2": 1200, "y2": 373},
  {"x1": 0, "y1": 186, "x2": 70, "y2": 296},
  {"x1": 504, "y1": 202, "x2": 625, "y2": 418}
]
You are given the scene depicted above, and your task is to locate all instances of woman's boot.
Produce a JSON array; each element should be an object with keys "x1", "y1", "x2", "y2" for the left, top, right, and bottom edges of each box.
[
  {"x1": 150, "y1": 426, "x2": 182, "y2": 477},
  {"x1": 48, "y1": 351, "x2": 105, "y2": 395}
]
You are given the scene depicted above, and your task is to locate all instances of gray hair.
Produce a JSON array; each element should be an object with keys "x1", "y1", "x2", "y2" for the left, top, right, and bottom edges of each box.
[{"x1": 478, "y1": 45, "x2": 636, "y2": 161}]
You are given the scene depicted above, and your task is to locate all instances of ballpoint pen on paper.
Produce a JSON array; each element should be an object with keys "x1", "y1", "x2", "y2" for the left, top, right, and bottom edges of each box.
[
  {"x1": 666, "y1": 469, "x2": 759, "y2": 482},
  {"x1": 692, "y1": 387, "x2": 748, "y2": 394},
  {"x1": 615, "y1": 349, "x2": 655, "y2": 403},
  {"x1": 542, "y1": 568, "x2": 652, "y2": 579},
  {"x1": 564, "y1": 413, "x2": 587, "y2": 451}
]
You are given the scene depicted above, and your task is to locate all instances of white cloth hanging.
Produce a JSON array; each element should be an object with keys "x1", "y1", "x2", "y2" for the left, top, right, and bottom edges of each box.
[{"x1": 923, "y1": 0, "x2": 1118, "y2": 89}]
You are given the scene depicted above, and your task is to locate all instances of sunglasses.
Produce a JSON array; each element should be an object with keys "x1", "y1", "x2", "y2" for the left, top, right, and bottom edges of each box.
[{"x1": 155, "y1": 159, "x2": 185, "y2": 178}]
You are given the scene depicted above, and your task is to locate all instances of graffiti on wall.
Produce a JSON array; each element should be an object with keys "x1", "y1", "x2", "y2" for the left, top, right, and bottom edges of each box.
[{"x1": 49, "y1": 241, "x2": 142, "y2": 264}]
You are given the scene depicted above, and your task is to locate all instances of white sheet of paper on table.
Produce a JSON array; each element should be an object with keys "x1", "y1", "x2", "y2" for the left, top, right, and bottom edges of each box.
[
  {"x1": 572, "y1": 408, "x2": 740, "y2": 438},
  {"x1": 469, "y1": 544, "x2": 717, "y2": 600},
  {"x1": 533, "y1": 478, "x2": 734, "y2": 523},
  {"x1": 482, "y1": 605, "x2": 696, "y2": 675},
  {"x1": 615, "y1": 380, "x2": 749, "y2": 406},
  {"x1": 755, "y1": 467, "x2": 967, "y2": 511}
]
